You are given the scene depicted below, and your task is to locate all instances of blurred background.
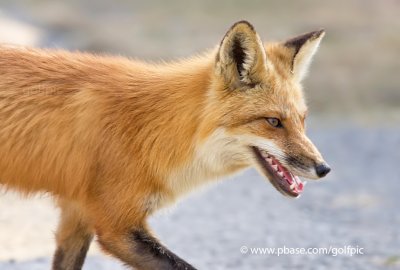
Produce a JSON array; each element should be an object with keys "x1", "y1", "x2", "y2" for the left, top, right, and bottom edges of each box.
[{"x1": 0, "y1": 0, "x2": 399, "y2": 269}]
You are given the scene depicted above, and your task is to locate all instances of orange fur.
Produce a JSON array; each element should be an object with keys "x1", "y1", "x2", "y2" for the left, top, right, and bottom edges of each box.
[{"x1": 0, "y1": 21, "x2": 329, "y2": 270}]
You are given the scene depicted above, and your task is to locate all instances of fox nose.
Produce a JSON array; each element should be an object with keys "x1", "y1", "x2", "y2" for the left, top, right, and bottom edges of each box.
[{"x1": 315, "y1": 163, "x2": 331, "y2": 178}]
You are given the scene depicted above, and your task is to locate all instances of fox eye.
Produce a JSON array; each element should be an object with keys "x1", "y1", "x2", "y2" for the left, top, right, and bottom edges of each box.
[{"x1": 266, "y1": 117, "x2": 283, "y2": 128}]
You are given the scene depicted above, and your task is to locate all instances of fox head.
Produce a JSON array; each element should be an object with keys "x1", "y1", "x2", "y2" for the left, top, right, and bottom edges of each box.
[{"x1": 205, "y1": 21, "x2": 330, "y2": 197}]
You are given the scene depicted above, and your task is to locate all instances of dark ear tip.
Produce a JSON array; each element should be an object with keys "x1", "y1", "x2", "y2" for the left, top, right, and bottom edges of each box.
[
  {"x1": 284, "y1": 29, "x2": 325, "y2": 49},
  {"x1": 230, "y1": 20, "x2": 255, "y2": 32},
  {"x1": 313, "y1": 29, "x2": 325, "y2": 38}
]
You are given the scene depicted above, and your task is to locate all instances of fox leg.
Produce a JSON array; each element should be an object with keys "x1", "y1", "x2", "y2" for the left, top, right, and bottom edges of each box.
[
  {"x1": 52, "y1": 200, "x2": 94, "y2": 270},
  {"x1": 97, "y1": 225, "x2": 196, "y2": 270}
]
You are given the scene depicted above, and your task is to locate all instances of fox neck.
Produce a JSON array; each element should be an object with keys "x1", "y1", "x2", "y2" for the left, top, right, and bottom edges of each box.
[
  {"x1": 140, "y1": 57, "x2": 250, "y2": 198},
  {"x1": 114, "y1": 53, "x2": 247, "y2": 200}
]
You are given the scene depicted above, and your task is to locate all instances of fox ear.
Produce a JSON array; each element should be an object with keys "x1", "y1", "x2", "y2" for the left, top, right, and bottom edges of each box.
[
  {"x1": 284, "y1": 30, "x2": 325, "y2": 82},
  {"x1": 216, "y1": 21, "x2": 267, "y2": 87}
]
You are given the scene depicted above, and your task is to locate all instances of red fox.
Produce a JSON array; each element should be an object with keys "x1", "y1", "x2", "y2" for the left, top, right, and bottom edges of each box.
[{"x1": 0, "y1": 21, "x2": 330, "y2": 269}]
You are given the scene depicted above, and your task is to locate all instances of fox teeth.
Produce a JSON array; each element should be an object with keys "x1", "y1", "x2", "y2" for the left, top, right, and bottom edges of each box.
[
  {"x1": 290, "y1": 183, "x2": 296, "y2": 190},
  {"x1": 277, "y1": 171, "x2": 284, "y2": 177},
  {"x1": 272, "y1": 165, "x2": 278, "y2": 171}
]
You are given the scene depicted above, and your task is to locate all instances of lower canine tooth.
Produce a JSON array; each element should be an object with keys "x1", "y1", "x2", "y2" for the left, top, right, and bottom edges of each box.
[
  {"x1": 290, "y1": 183, "x2": 296, "y2": 190},
  {"x1": 277, "y1": 172, "x2": 284, "y2": 177},
  {"x1": 272, "y1": 165, "x2": 278, "y2": 171}
]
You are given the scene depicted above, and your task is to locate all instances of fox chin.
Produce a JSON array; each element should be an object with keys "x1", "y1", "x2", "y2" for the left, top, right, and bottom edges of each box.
[{"x1": 0, "y1": 20, "x2": 330, "y2": 270}]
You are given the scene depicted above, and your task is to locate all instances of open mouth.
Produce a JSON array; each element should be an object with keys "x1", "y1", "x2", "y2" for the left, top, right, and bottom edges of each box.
[{"x1": 252, "y1": 146, "x2": 304, "y2": 198}]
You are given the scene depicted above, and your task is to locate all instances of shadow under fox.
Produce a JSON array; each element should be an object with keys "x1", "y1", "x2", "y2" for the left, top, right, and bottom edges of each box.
[{"x1": 0, "y1": 21, "x2": 330, "y2": 269}]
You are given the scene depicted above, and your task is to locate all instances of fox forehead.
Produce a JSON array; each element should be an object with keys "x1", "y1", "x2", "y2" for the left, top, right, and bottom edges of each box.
[
  {"x1": 264, "y1": 78, "x2": 308, "y2": 118},
  {"x1": 237, "y1": 72, "x2": 307, "y2": 121}
]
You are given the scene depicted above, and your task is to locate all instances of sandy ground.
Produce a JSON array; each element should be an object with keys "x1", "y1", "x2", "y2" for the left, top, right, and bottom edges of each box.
[{"x1": 1, "y1": 126, "x2": 400, "y2": 270}]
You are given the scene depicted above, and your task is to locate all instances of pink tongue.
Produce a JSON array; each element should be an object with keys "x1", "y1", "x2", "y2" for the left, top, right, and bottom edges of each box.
[
  {"x1": 292, "y1": 175, "x2": 304, "y2": 192},
  {"x1": 275, "y1": 158, "x2": 304, "y2": 193},
  {"x1": 282, "y1": 167, "x2": 304, "y2": 192},
  {"x1": 282, "y1": 170, "x2": 293, "y2": 184},
  {"x1": 297, "y1": 180, "x2": 304, "y2": 192}
]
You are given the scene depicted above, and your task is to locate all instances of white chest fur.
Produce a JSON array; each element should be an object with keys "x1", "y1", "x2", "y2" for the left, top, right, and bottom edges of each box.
[{"x1": 166, "y1": 128, "x2": 250, "y2": 197}]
